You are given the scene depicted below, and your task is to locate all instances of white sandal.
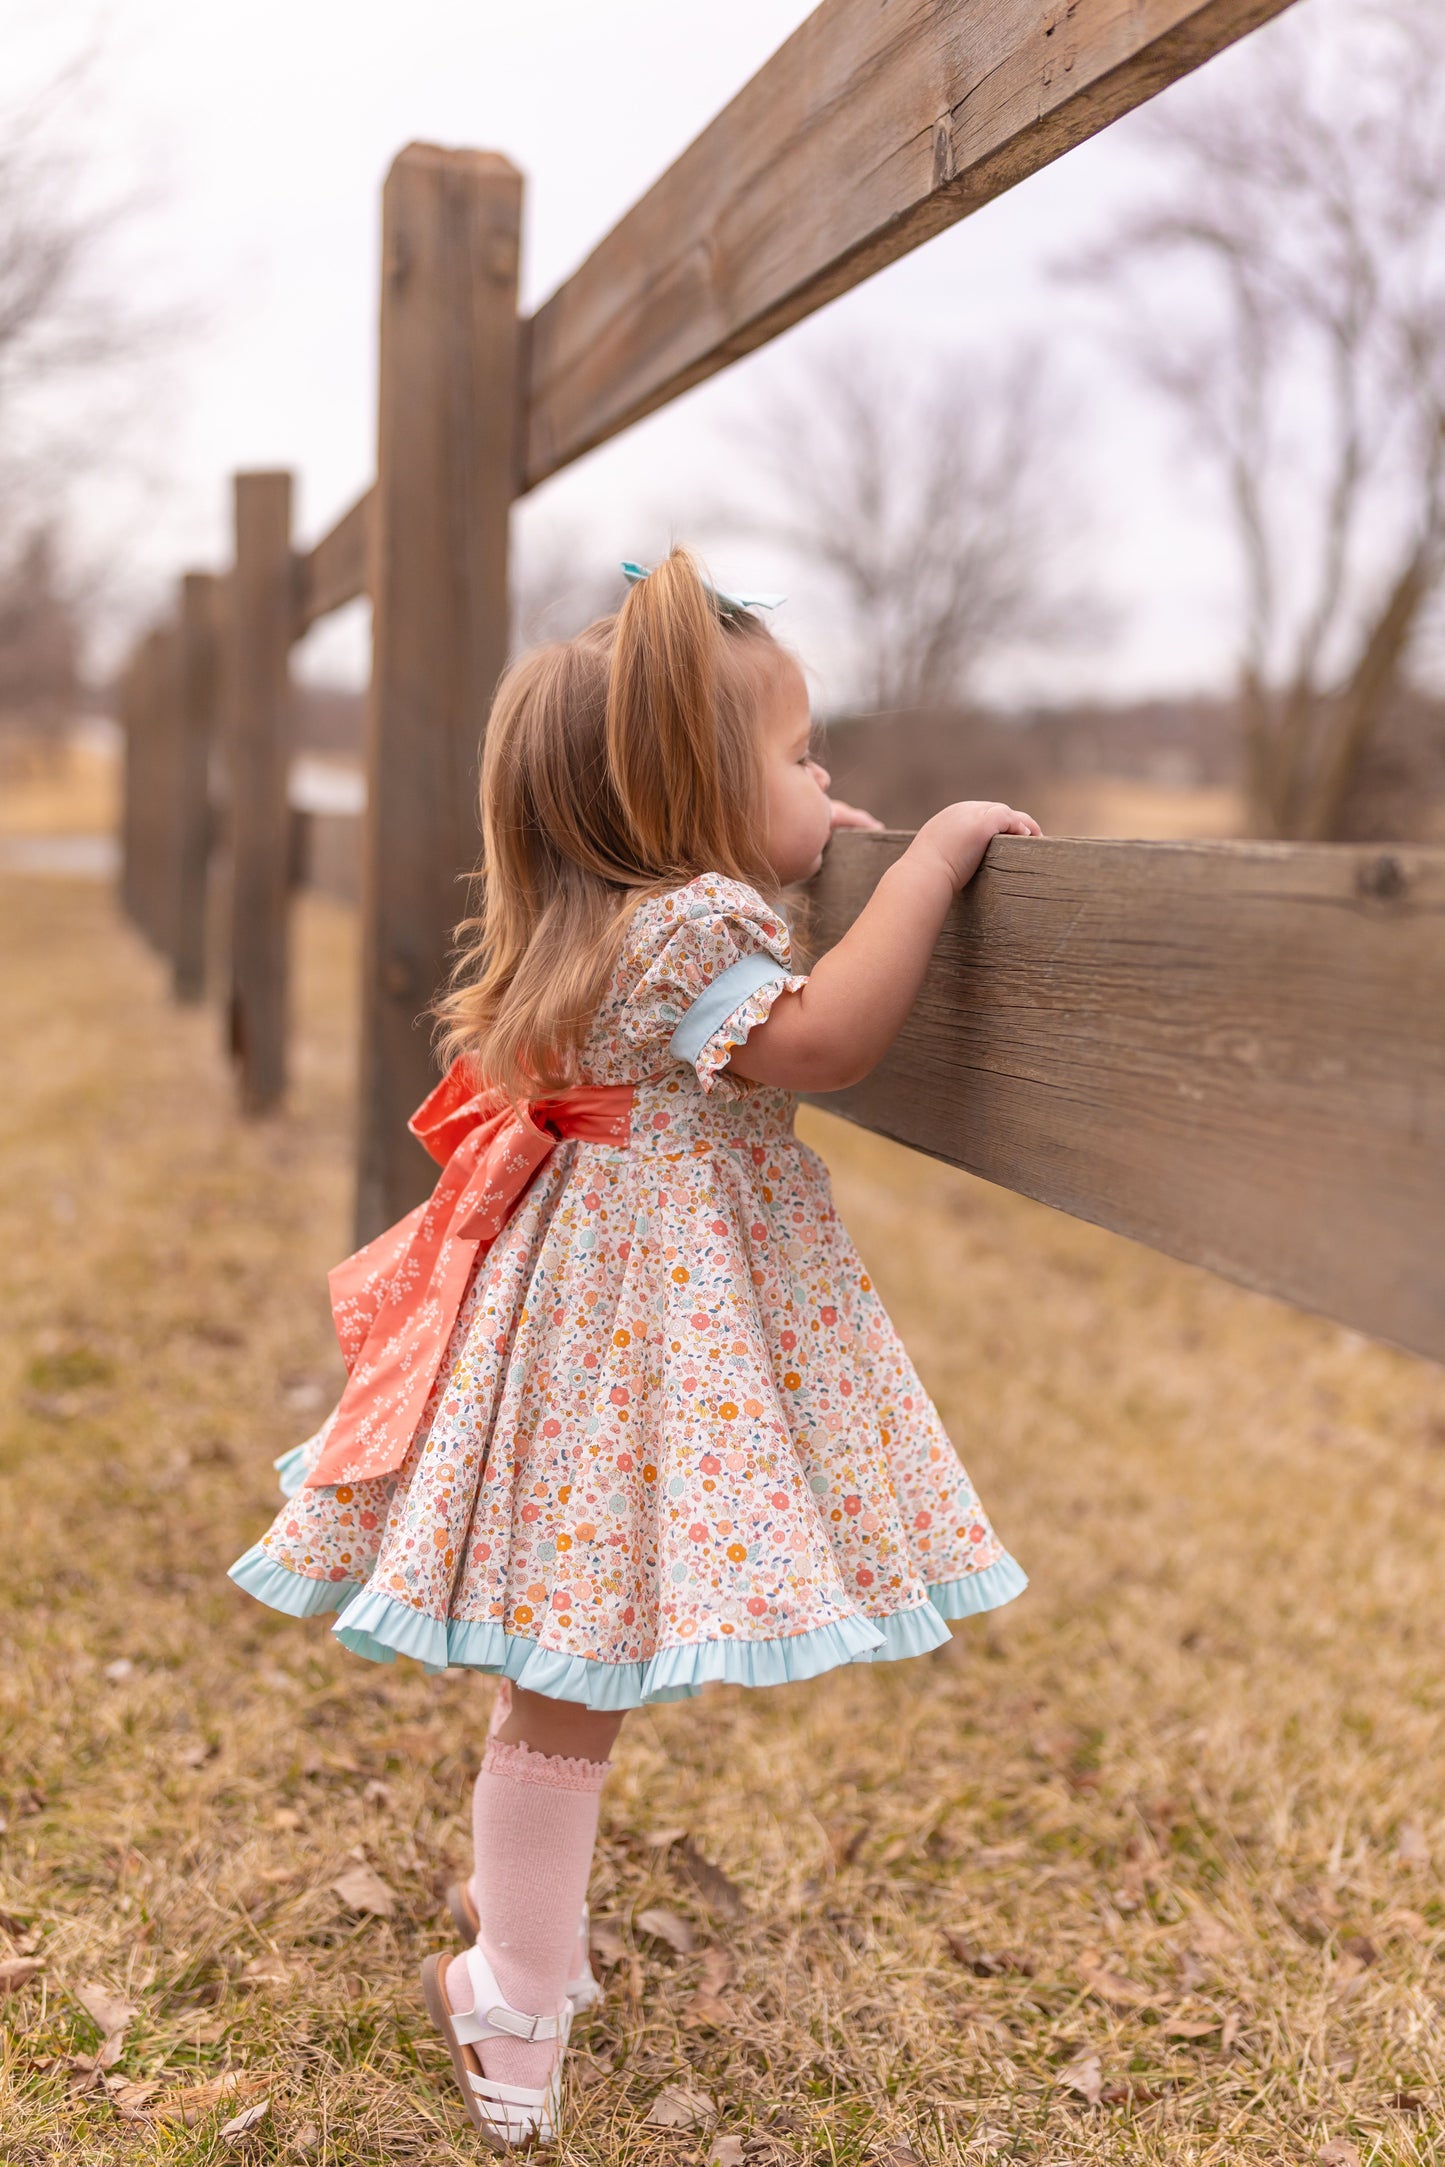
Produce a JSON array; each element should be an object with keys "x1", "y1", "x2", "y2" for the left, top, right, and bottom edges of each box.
[
  {"x1": 421, "y1": 1944, "x2": 570, "y2": 2151},
  {"x1": 446, "y1": 1876, "x2": 603, "y2": 2012}
]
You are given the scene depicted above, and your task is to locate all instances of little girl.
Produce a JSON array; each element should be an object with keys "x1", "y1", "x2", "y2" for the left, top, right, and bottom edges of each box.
[{"x1": 229, "y1": 548, "x2": 1040, "y2": 2149}]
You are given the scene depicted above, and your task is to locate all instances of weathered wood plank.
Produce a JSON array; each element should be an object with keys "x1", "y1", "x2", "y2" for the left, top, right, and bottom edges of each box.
[
  {"x1": 173, "y1": 572, "x2": 221, "y2": 1002},
  {"x1": 804, "y1": 831, "x2": 1445, "y2": 1363},
  {"x1": 293, "y1": 487, "x2": 373, "y2": 635},
  {"x1": 117, "y1": 639, "x2": 153, "y2": 937},
  {"x1": 226, "y1": 471, "x2": 294, "y2": 1114},
  {"x1": 357, "y1": 145, "x2": 523, "y2": 1241},
  {"x1": 524, "y1": 0, "x2": 1297, "y2": 488},
  {"x1": 122, "y1": 623, "x2": 179, "y2": 959}
]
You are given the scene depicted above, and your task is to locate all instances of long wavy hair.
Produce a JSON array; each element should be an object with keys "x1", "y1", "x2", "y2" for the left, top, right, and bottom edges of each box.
[{"x1": 435, "y1": 547, "x2": 790, "y2": 1097}]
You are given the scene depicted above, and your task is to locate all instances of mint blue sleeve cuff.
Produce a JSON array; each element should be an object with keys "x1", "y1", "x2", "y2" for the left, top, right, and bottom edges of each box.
[{"x1": 667, "y1": 951, "x2": 789, "y2": 1066}]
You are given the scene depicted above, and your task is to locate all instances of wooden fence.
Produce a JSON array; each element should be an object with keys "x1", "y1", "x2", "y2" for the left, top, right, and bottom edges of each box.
[{"x1": 114, "y1": 0, "x2": 1445, "y2": 1364}]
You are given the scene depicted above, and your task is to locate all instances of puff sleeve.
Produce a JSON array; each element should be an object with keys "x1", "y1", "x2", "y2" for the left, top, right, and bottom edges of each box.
[{"x1": 618, "y1": 876, "x2": 809, "y2": 1092}]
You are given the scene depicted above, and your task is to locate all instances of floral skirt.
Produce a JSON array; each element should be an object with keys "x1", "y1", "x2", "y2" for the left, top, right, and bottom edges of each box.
[{"x1": 230, "y1": 1106, "x2": 1025, "y2": 1708}]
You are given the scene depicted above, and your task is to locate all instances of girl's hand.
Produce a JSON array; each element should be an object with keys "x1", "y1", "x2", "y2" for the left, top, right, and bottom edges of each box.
[
  {"x1": 909, "y1": 800, "x2": 1042, "y2": 892},
  {"x1": 827, "y1": 797, "x2": 885, "y2": 834},
  {"x1": 728, "y1": 800, "x2": 1040, "y2": 1095}
]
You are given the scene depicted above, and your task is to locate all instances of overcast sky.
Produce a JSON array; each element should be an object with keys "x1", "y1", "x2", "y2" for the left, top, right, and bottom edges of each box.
[{"x1": 12, "y1": 0, "x2": 1312, "y2": 706}]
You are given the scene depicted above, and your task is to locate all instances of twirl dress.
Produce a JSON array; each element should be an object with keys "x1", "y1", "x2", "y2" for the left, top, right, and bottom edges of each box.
[{"x1": 229, "y1": 874, "x2": 1026, "y2": 1706}]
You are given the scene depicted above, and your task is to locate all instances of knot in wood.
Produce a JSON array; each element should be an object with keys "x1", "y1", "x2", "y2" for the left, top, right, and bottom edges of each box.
[
  {"x1": 1356, "y1": 853, "x2": 1407, "y2": 903},
  {"x1": 383, "y1": 953, "x2": 419, "y2": 1000}
]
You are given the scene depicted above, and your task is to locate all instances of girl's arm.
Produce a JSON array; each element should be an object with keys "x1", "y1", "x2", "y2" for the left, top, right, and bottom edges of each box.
[{"x1": 727, "y1": 801, "x2": 1041, "y2": 1094}]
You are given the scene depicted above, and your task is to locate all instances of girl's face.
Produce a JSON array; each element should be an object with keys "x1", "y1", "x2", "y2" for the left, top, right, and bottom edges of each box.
[{"x1": 756, "y1": 654, "x2": 833, "y2": 884}]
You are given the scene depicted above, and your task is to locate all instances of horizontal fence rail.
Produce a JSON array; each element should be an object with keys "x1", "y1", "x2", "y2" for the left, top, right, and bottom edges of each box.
[
  {"x1": 806, "y1": 831, "x2": 1445, "y2": 1364},
  {"x1": 293, "y1": 488, "x2": 373, "y2": 636},
  {"x1": 522, "y1": 0, "x2": 1296, "y2": 488}
]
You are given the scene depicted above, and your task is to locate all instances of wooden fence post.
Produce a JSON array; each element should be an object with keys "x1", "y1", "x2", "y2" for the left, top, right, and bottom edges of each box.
[
  {"x1": 227, "y1": 471, "x2": 294, "y2": 1113},
  {"x1": 118, "y1": 645, "x2": 145, "y2": 931},
  {"x1": 356, "y1": 144, "x2": 523, "y2": 1241},
  {"x1": 132, "y1": 624, "x2": 174, "y2": 957},
  {"x1": 174, "y1": 571, "x2": 220, "y2": 1002}
]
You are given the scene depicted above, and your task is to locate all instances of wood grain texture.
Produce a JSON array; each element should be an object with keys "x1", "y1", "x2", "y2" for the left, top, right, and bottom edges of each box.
[
  {"x1": 523, "y1": 0, "x2": 1297, "y2": 487},
  {"x1": 173, "y1": 572, "x2": 220, "y2": 1002},
  {"x1": 356, "y1": 145, "x2": 522, "y2": 1241},
  {"x1": 293, "y1": 488, "x2": 373, "y2": 634},
  {"x1": 804, "y1": 831, "x2": 1445, "y2": 1362},
  {"x1": 118, "y1": 632, "x2": 167, "y2": 946},
  {"x1": 226, "y1": 472, "x2": 294, "y2": 1115}
]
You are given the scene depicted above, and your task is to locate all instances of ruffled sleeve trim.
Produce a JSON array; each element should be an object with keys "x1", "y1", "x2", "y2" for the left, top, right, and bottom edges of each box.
[{"x1": 678, "y1": 961, "x2": 809, "y2": 1093}]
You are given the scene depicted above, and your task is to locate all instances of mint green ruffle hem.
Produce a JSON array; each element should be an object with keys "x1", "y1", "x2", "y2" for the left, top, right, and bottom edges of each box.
[
  {"x1": 274, "y1": 1444, "x2": 308, "y2": 1499},
  {"x1": 227, "y1": 1544, "x2": 1027, "y2": 1709}
]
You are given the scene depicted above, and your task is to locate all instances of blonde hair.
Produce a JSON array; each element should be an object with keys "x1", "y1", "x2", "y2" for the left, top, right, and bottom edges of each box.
[{"x1": 437, "y1": 546, "x2": 790, "y2": 1097}]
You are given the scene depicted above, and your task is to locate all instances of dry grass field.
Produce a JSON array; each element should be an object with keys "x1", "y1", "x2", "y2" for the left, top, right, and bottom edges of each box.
[{"x1": 2, "y1": 860, "x2": 1444, "y2": 2167}]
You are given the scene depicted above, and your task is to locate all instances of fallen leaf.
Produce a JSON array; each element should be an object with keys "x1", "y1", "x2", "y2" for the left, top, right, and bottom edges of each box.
[
  {"x1": 1317, "y1": 2144, "x2": 1361, "y2": 2167},
  {"x1": 362, "y1": 1778, "x2": 393, "y2": 1806},
  {"x1": 219, "y1": 2097, "x2": 270, "y2": 2139},
  {"x1": 589, "y1": 1917, "x2": 628, "y2": 1968},
  {"x1": 74, "y1": 1979, "x2": 138, "y2": 2059},
  {"x1": 1383, "y1": 2091, "x2": 1428, "y2": 2114},
  {"x1": 293, "y1": 2122, "x2": 321, "y2": 2153},
  {"x1": 1059, "y1": 2052, "x2": 1104, "y2": 2106},
  {"x1": 1101, "y1": 2080, "x2": 1160, "y2": 2107},
  {"x1": 105, "y1": 2076, "x2": 162, "y2": 2122},
  {"x1": 684, "y1": 1944, "x2": 736, "y2": 2028},
  {"x1": 1188, "y1": 1914, "x2": 1240, "y2": 1956},
  {"x1": 330, "y1": 1864, "x2": 397, "y2": 1917},
  {"x1": 153, "y1": 2072, "x2": 269, "y2": 2129},
  {"x1": 272, "y1": 1806, "x2": 303, "y2": 1831},
  {"x1": 696, "y1": 1946, "x2": 734, "y2": 1993},
  {"x1": 876, "y1": 2148, "x2": 924, "y2": 2166},
  {"x1": 0, "y1": 1957, "x2": 42, "y2": 1992},
  {"x1": 647, "y1": 1824, "x2": 690, "y2": 1850},
  {"x1": 671, "y1": 1834, "x2": 747, "y2": 1919},
  {"x1": 647, "y1": 2081, "x2": 716, "y2": 2130},
  {"x1": 943, "y1": 1928, "x2": 1034, "y2": 1977},
  {"x1": 178, "y1": 1740, "x2": 216, "y2": 1770},
  {"x1": 1395, "y1": 1822, "x2": 1430, "y2": 1869},
  {"x1": 709, "y1": 2139, "x2": 747, "y2": 2167},
  {"x1": 1341, "y1": 1935, "x2": 1378, "y2": 1966},
  {"x1": 683, "y1": 1990, "x2": 734, "y2": 2029},
  {"x1": 1078, "y1": 1949, "x2": 1151, "y2": 2009},
  {"x1": 1162, "y1": 2014, "x2": 1221, "y2": 2039},
  {"x1": 637, "y1": 1905, "x2": 695, "y2": 1955},
  {"x1": 829, "y1": 1822, "x2": 869, "y2": 1869},
  {"x1": 1220, "y1": 2012, "x2": 1242, "y2": 2053},
  {"x1": 103, "y1": 1658, "x2": 134, "y2": 1683}
]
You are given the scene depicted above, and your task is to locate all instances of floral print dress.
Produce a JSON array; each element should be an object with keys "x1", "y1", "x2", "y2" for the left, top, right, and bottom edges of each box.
[{"x1": 229, "y1": 875, "x2": 1025, "y2": 1706}]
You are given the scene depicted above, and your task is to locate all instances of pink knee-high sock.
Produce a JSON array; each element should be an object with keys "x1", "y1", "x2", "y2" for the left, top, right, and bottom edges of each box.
[{"x1": 445, "y1": 1734, "x2": 608, "y2": 2093}]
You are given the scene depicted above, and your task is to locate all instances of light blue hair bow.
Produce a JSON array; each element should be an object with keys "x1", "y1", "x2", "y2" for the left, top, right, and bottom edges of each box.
[{"x1": 621, "y1": 561, "x2": 785, "y2": 617}]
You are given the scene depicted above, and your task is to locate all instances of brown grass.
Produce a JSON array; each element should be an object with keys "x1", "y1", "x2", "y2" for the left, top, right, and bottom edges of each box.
[{"x1": 1, "y1": 871, "x2": 1443, "y2": 2167}]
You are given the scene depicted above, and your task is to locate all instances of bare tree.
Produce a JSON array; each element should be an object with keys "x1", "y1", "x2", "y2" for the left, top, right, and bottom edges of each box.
[
  {"x1": 720, "y1": 340, "x2": 1083, "y2": 714},
  {"x1": 1085, "y1": 0, "x2": 1445, "y2": 839},
  {"x1": 0, "y1": 39, "x2": 168, "y2": 739}
]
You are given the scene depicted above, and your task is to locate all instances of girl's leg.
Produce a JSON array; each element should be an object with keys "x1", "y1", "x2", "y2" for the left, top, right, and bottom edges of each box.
[
  {"x1": 496, "y1": 1685, "x2": 625, "y2": 1761},
  {"x1": 443, "y1": 1689, "x2": 624, "y2": 2094}
]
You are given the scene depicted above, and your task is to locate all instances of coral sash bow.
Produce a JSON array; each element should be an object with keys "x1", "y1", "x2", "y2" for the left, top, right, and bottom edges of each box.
[{"x1": 304, "y1": 1063, "x2": 635, "y2": 1489}]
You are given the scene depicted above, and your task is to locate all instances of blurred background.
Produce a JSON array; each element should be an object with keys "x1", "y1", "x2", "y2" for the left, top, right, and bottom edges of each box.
[{"x1": 2, "y1": 0, "x2": 1444, "y2": 874}]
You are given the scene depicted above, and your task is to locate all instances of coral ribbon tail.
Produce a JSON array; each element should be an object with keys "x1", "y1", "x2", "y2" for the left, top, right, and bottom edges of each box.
[{"x1": 303, "y1": 1066, "x2": 633, "y2": 1490}]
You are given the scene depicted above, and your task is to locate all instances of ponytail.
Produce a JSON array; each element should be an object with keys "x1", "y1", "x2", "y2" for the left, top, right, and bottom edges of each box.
[{"x1": 605, "y1": 546, "x2": 771, "y2": 882}]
